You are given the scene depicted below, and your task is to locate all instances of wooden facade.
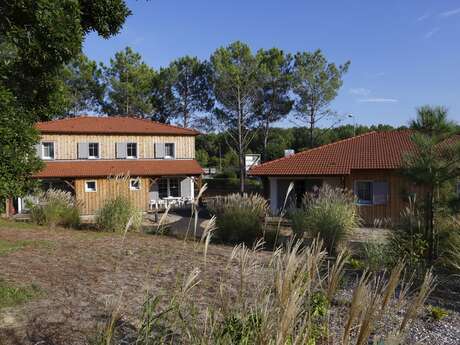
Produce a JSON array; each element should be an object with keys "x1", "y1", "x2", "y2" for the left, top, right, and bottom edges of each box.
[
  {"x1": 40, "y1": 134, "x2": 195, "y2": 160},
  {"x1": 344, "y1": 170, "x2": 424, "y2": 226},
  {"x1": 268, "y1": 170, "x2": 426, "y2": 227},
  {"x1": 74, "y1": 177, "x2": 151, "y2": 215}
]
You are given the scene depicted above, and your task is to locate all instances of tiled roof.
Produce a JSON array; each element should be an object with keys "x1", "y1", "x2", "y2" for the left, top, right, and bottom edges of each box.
[
  {"x1": 36, "y1": 116, "x2": 199, "y2": 136},
  {"x1": 249, "y1": 130, "x2": 419, "y2": 176},
  {"x1": 34, "y1": 160, "x2": 203, "y2": 178}
]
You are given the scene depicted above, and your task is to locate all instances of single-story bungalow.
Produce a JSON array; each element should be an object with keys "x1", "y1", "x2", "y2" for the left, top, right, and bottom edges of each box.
[{"x1": 249, "y1": 130, "x2": 448, "y2": 226}]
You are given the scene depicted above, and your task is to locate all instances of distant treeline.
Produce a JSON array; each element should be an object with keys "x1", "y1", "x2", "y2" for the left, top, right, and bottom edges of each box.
[{"x1": 197, "y1": 124, "x2": 401, "y2": 175}]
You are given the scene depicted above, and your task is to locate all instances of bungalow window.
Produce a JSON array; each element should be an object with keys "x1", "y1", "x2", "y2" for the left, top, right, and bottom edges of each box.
[
  {"x1": 88, "y1": 143, "x2": 99, "y2": 159},
  {"x1": 130, "y1": 178, "x2": 141, "y2": 191},
  {"x1": 85, "y1": 180, "x2": 97, "y2": 192},
  {"x1": 354, "y1": 180, "x2": 389, "y2": 205},
  {"x1": 355, "y1": 181, "x2": 373, "y2": 205},
  {"x1": 42, "y1": 142, "x2": 55, "y2": 160},
  {"x1": 127, "y1": 143, "x2": 137, "y2": 159}
]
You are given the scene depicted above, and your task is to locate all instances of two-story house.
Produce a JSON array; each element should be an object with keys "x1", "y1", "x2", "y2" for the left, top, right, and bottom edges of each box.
[{"x1": 14, "y1": 116, "x2": 203, "y2": 215}]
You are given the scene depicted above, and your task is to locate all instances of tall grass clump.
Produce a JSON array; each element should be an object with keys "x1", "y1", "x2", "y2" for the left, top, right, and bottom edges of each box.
[
  {"x1": 94, "y1": 238, "x2": 436, "y2": 344},
  {"x1": 208, "y1": 193, "x2": 268, "y2": 245},
  {"x1": 290, "y1": 186, "x2": 360, "y2": 254},
  {"x1": 28, "y1": 189, "x2": 81, "y2": 228},
  {"x1": 95, "y1": 196, "x2": 142, "y2": 233}
]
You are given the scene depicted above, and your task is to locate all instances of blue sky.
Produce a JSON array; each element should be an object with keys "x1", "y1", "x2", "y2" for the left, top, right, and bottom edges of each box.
[{"x1": 84, "y1": 0, "x2": 460, "y2": 128}]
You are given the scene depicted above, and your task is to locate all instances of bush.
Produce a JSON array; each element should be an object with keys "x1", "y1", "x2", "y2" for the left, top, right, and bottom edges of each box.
[
  {"x1": 95, "y1": 196, "x2": 142, "y2": 233},
  {"x1": 28, "y1": 189, "x2": 80, "y2": 228},
  {"x1": 208, "y1": 193, "x2": 268, "y2": 245},
  {"x1": 290, "y1": 186, "x2": 360, "y2": 255},
  {"x1": 362, "y1": 241, "x2": 392, "y2": 272},
  {"x1": 428, "y1": 305, "x2": 449, "y2": 321},
  {"x1": 437, "y1": 215, "x2": 460, "y2": 271},
  {"x1": 389, "y1": 203, "x2": 429, "y2": 272}
]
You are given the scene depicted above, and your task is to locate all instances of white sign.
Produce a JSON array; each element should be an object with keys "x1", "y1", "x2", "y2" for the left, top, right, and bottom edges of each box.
[{"x1": 245, "y1": 154, "x2": 261, "y2": 171}]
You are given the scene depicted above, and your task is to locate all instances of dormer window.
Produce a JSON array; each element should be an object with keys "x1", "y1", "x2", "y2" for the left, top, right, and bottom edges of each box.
[
  {"x1": 42, "y1": 142, "x2": 55, "y2": 160},
  {"x1": 127, "y1": 143, "x2": 137, "y2": 159}
]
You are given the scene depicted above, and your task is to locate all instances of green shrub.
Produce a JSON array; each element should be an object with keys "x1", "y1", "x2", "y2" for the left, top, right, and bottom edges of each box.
[
  {"x1": 428, "y1": 305, "x2": 449, "y2": 321},
  {"x1": 389, "y1": 204, "x2": 428, "y2": 272},
  {"x1": 348, "y1": 257, "x2": 365, "y2": 270},
  {"x1": 95, "y1": 196, "x2": 142, "y2": 233},
  {"x1": 290, "y1": 186, "x2": 359, "y2": 255},
  {"x1": 362, "y1": 241, "x2": 392, "y2": 272},
  {"x1": 28, "y1": 189, "x2": 81, "y2": 228},
  {"x1": 437, "y1": 215, "x2": 460, "y2": 271},
  {"x1": 208, "y1": 193, "x2": 268, "y2": 245}
]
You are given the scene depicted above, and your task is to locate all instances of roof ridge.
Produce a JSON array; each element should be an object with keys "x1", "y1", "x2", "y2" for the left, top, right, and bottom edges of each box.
[
  {"x1": 36, "y1": 115, "x2": 200, "y2": 134},
  {"x1": 253, "y1": 130, "x2": 380, "y2": 171}
]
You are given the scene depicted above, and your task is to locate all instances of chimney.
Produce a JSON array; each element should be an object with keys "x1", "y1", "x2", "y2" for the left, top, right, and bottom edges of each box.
[{"x1": 284, "y1": 149, "x2": 295, "y2": 157}]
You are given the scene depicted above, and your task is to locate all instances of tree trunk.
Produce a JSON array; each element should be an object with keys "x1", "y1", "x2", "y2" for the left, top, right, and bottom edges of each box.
[
  {"x1": 263, "y1": 120, "x2": 270, "y2": 161},
  {"x1": 426, "y1": 191, "x2": 435, "y2": 264}
]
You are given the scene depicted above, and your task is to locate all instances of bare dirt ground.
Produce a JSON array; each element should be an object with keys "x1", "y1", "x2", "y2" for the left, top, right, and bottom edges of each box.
[
  {"x1": 0, "y1": 221, "x2": 248, "y2": 345},
  {"x1": 1, "y1": 220, "x2": 459, "y2": 345}
]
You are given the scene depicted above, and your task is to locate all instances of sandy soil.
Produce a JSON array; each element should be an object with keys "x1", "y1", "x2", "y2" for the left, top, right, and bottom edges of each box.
[{"x1": 0, "y1": 222, "x2": 240, "y2": 345}]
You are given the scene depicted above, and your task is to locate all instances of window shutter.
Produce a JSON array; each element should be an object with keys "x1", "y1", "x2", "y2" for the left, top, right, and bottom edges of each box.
[
  {"x1": 116, "y1": 143, "x2": 127, "y2": 159},
  {"x1": 172, "y1": 143, "x2": 176, "y2": 158},
  {"x1": 180, "y1": 177, "x2": 192, "y2": 198},
  {"x1": 155, "y1": 143, "x2": 165, "y2": 159},
  {"x1": 78, "y1": 143, "x2": 89, "y2": 159},
  {"x1": 35, "y1": 144, "x2": 42, "y2": 158},
  {"x1": 373, "y1": 181, "x2": 389, "y2": 205}
]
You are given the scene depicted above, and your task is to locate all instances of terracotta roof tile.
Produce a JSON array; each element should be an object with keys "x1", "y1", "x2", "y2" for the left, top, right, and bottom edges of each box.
[
  {"x1": 36, "y1": 116, "x2": 199, "y2": 136},
  {"x1": 249, "y1": 130, "x2": 418, "y2": 176},
  {"x1": 34, "y1": 160, "x2": 203, "y2": 178}
]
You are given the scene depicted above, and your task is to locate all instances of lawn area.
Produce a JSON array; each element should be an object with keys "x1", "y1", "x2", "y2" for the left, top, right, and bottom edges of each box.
[
  {"x1": 0, "y1": 219, "x2": 459, "y2": 345},
  {"x1": 0, "y1": 220, "x2": 244, "y2": 344}
]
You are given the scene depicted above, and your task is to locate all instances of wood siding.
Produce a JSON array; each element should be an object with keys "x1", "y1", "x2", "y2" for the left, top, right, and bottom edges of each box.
[
  {"x1": 41, "y1": 134, "x2": 195, "y2": 160},
  {"x1": 75, "y1": 177, "x2": 151, "y2": 215},
  {"x1": 344, "y1": 170, "x2": 425, "y2": 226}
]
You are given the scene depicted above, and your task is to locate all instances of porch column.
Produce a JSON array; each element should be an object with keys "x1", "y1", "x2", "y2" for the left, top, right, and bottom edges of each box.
[{"x1": 269, "y1": 177, "x2": 278, "y2": 212}]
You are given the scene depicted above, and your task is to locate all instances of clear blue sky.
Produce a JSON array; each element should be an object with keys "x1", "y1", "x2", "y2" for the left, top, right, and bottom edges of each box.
[{"x1": 84, "y1": 0, "x2": 460, "y2": 128}]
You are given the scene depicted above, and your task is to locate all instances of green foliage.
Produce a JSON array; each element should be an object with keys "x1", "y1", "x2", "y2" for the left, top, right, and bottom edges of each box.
[
  {"x1": 95, "y1": 196, "x2": 142, "y2": 233},
  {"x1": 0, "y1": 0, "x2": 129, "y2": 200},
  {"x1": 152, "y1": 56, "x2": 214, "y2": 127},
  {"x1": 101, "y1": 47, "x2": 156, "y2": 117},
  {"x1": 210, "y1": 41, "x2": 261, "y2": 192},
  {"x1": 348, "y1": 257, "x2": 365, "y2": 270},
  {"x1": 428, "y1": 305, "x2": 449, "y2": 321},
  {"x1": 0, "y1": 279, "x2": 42, "y2": 309},
  {"x1": 60, "y1": 54, "x2": 105, "y2": 116},
  {"x1": 437, "y1": 216, "x2": 460, "y2": 271},
  {"x1": 214, "y1": 313, "x2": 262, "y2": 344},
  {"x1": 29, "y1": 189, "x2": 81, "y2": 228},
  {"x1": 362, "y1": 241, "x2": 392, "y2": 272},
  {"x1": 208, "y1": 193, "x2": 268, "y2": 245},
  {"x1": 292, "y1": 50, "x2": 350, "y2": 147},
  {"x1": 290, "y1": 186, "x2": 359, "y2": 255},
  {"x1": 0, "y1": 239, "x2": 54, "y2": 256},
  {"x1": 255, "y1": 48, "x2": 293, "y2": 160},
  {"x1": 0, "y1": 90, "x2": 43, "y2": 199},
  {"x1": 310, "y1": 292, "x2": 329, "y2": 318},
  {"x1": 195, "y1": 149, "x2": 209, "y2": 167}
]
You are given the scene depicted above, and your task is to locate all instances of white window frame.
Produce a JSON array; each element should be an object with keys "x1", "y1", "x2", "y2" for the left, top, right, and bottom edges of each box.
[
  {"x1": 42, "y1": 142, "x2": 55, "y2": 160},
  {"x1": 126, "y1": 142, "x2": 138, "y2": 159},
  {"x1": 85, "y1": 180, "x2": 97, "y2": 192},
  {"x1": 88, "y1": 142, "x2": 100, "y2": 159},
  {"x1": 164, "y1": 143, "x2": 175, "y2": 159},
  {"x1": 129, "y1": 178, "x2": 141, "y2": 191},
  {"x1": 354, "y1": 180, "x2": 373, "y2": 206},
  {"x1": 158, "y1": 177, "x2": 180, "y2": 198}
]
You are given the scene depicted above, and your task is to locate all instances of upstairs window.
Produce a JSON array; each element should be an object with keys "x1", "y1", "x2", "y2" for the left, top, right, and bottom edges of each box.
[
  {"x1": 127, "y1": 142, "x2": 137, "y2": 159},
  {"x1": 42, "y1": 142, "x2": 55, "y2": 160},
  {"x1": 88, "y1": 143, "x2": 99, "y2": 159},
  {"x1": 164, "y1": 143, "x2": 175, "y2": 159}
]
